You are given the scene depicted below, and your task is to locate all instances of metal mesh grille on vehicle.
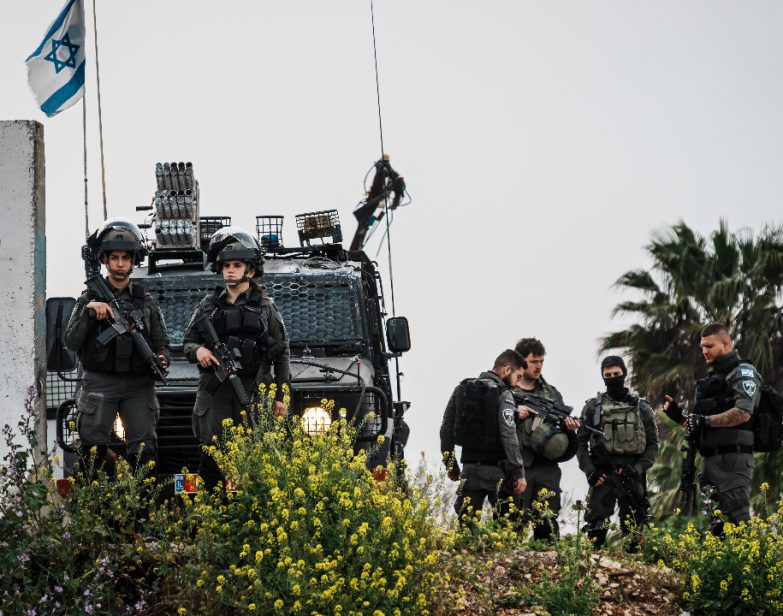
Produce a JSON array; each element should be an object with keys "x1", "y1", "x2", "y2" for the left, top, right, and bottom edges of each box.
[
  {"x1": 147, "y1": 279, "x2": 216, "y2": 348},
  {"x1": 46, "y1": 371, "x2": 79, "y2": 411},
  {"x1": 266, "y1": 274, "x2": 363, "y2": 343},
  {"x1": 156, "y1": 391, "x2": 201, "y2": 474},
  {"x1": 56, "y1": 390, "x2": 201, "y2": 475},
  {"x1": 145, "y1": 272, "x2": 364, "y2": 348}
]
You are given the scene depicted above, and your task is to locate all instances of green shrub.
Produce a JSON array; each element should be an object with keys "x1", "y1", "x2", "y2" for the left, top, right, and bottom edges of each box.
[{"x1": 0, "y1": 387, "x2": 449, "y2": 615}]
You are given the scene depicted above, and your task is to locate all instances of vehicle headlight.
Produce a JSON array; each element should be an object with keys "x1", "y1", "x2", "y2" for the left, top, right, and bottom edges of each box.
[
  {"x1": 113, "y1": 415, "x2": 125, "y2": 440},
  {"x1": 301, "y1": 406, "x2": 332, "y2": 435}
]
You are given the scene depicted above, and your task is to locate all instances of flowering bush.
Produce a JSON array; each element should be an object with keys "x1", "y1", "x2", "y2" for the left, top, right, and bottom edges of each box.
[
  {"x1": 0, "y1": 389, "x2": 161, "y2": 614},
  {"x1": 643, "y1": 494, "x2": 783, "y2": 614},
  {"x1": 0, "y1": 386, "x2": 447, "y2": 615},
  {"x1": 162, "y1": 388, "x2": 446, "y2": 614}
]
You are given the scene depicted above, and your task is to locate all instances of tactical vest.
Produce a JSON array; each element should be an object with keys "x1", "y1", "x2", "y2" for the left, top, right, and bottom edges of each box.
[
  {"x1": 590, "y1": 393, "x2": 647, "y2": 456},
  {"x1": 79, "y1": 283, "x2": 155, "y2": 375},
  {"x1": 453, "y1": 378, "x2": 504, "y2": 460},
  {"x1": 693, "y1": 355, "x2": 754, "y2": 435},
  {"x1": 207, "y1": 286, "x2": 269, "y2": 377}
]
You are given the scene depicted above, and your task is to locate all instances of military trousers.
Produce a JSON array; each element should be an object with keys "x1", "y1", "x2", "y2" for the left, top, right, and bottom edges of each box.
[
  {"x1": 519, "y1": 461, "x2": 562, "y2": 540},
  {"x1": 701, "y1": 451, "x2": 754, "y2": 523},
  {"x1": 192, "y1": 373, "x2": 257, "y2": 493},
  {"x1": 455, "y1": 462, "x2": 516, "y2": 523},
  {"x1": 584, "y1": 472, "x2": 648, "y2": 532},
  {"x1": 76, "y1": 371, "x2": 159, "y2": 459},
  {"x1": 192, "y1": 374, "x2": 257, "y2": 445}
]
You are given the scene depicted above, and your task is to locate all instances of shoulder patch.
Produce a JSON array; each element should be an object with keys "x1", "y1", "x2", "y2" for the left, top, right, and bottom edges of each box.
[
  {"x1": 742, "y1": 380, "x2": 758, "y2": 397},
  {"x1": 502, "y1": 408, "x2": 515, "y2": 427},
  {"x1": 740, "y1": 368, "x2": 755, "y2": 378}
]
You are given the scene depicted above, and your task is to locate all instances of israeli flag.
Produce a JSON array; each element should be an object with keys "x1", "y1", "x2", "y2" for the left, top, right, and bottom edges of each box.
[{"x1": 26, "y1": 0, "x2": 86, "y2": 117}]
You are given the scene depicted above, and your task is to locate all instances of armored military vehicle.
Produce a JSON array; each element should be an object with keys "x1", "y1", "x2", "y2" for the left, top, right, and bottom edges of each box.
[{"x1": 46, "y1": 160, "x2": 411, "y2": 480}]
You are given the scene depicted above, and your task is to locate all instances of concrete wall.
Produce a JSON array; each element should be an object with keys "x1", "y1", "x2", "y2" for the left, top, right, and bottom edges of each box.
[{"x1": 0, "y1": 120, "x2": 46, "y2": 462}]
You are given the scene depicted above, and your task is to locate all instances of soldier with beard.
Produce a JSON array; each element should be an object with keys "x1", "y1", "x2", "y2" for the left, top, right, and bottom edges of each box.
[
  {"x1": 664, "y1": 323, "x2": 761, "y2": 529},
  {"x1": 513, "y1": 337, "x2": 579, "y2": 541},
  {"x1": 577, "y1": 356, "x2": 659, "y2": 550},
  {"x1": 440, "y1": 349, "x2": 528, "y2": 523}
]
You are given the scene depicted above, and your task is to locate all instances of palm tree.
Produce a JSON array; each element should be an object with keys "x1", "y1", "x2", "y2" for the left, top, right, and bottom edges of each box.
[{"x1": 600, "y1": 220, "x2": 783, "y2": 517}]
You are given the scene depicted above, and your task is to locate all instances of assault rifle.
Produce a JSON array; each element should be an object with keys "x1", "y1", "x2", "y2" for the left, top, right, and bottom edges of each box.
[
  {"x1": 680, "y1": 431, "x2": 698, "y2": 516},
  {"x1": 590, "y1": 439, "x2": 651, "y2": 528},
  {"x1": 662, "y1": 396, "x2": 699, "y2": 516},
  {"x1": 195, "y1": 316, "x2": 251, "y2": 407},
  {"x1": 513, "y1": 393, "x2": 605, "y2": 437},
  {"x1": 85, "y1": 274, "x2": 168, "y2": 384}
]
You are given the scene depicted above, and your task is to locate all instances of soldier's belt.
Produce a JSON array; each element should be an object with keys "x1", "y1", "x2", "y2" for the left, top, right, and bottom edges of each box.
[{"x1": 699, "y1": 445, "x2": 753, "y2": 457}]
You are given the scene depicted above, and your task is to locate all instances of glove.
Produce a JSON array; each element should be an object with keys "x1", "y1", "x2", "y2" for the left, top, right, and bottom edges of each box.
[
  {"x1": 663, "y1": 397, "x2": 684, "y2": 424},
  {"x1": 686, "y1": 414, "x2": 709, "y2": 434},
  {"x1": 587, "y1": 470, "x2": 602, "y2": 486},
  {"x1": 619, "y1": 464, "x2": 638, "y2": 478}
]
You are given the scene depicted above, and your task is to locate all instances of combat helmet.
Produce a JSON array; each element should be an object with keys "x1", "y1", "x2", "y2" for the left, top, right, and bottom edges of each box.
[
  {"x1": 527, "y1": 419, "x2": 578, "y2": 463},
  {"x1": 207, "y1": 226, "x2": 264, "y2": 276},
  {"x1": 87, "y1": 217, "x2": 148, "y2": 265}
]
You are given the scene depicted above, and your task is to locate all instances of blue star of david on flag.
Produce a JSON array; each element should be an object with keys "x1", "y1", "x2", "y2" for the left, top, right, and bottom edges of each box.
[
  {"x1": 44, "y1": 32, "x2": 80, "y2": 74},
  {"x1": 25, "y1": 0, "x2": 86, "y2": 117}
]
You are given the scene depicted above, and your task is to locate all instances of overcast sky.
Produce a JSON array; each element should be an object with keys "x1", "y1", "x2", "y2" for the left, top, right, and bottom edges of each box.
[{"x1": 2, "y1": 1, "x2": 783, "y2": 501}]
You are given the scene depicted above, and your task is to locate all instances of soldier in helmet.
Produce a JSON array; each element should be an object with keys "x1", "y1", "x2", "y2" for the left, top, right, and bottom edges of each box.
[
  {"x1": 513, "y1": 337, "x2": 579, "y2": 542},
  {"x1": 440, "y1": 349, "x2": 528, "y2": 523},
  {"x1": 65, "y1": 218, "x2": 170, "y2": 471},
  {"x1": 183, "y1": 227, "x2": 290, "y2": 492},
  {"x1": 577, "y1": 356, "x2": 659, "y2": 550}
]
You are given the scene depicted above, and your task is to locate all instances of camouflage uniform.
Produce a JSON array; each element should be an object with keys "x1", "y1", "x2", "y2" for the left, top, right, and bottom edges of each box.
[
  {"x1": 440, "y1": 371, "x2": 526, "y2": 522},
  {"x1": 693, "y1": 351, "x2": 761, "y2": 523},
  {"x1": 65, "y1": 280, "x2": 170, "y2": 465},
  {"x1": 577, "y1": 391, "x2": 659, "y2": 547},
  {"x1": 182, "y1": 283, "x2": 290, "y2": 490},
  {"x1": 513, "y1": 377, "x2": 567, "y2": 540}
]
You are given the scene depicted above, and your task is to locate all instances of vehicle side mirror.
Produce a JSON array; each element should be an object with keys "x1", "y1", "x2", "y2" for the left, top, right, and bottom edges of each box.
[
  {"x1": 46, "y1": 297, "x2": 78, "y2": 371},
  {"x1": 386, "y1": 316, "x2": 411, "y2": 354}
]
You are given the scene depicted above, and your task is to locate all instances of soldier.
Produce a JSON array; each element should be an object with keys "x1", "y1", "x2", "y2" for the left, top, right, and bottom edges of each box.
[
  {"x1": 65, "y1": 218, "x2": 170, "y2": 471},
  {"x1": 440, "y1": 350, "x2": 528, "y2": 523},
  {"x1": 664, "y1": 323, "x2": 761, "y2": 529},
  {"x1": 513, "y1": 337, "x2": 579, "y2": 541},
  {"x1": 183, "y1": 227, "x2": 290, "y2": 492},
  {"x1": 577, "y1": 356, "x2": 659, "y2": 550}
]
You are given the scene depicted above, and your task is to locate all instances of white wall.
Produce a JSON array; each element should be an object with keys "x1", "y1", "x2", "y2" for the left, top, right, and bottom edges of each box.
[{"x1": 0, "y1": 120, "x2": 46, "y2": 463}]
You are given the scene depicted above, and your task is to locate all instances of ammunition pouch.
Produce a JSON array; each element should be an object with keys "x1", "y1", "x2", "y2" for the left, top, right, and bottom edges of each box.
[
  {"x1": 79, "y1": 284, "x2": 155, "y2": 375},
  {"x1": 590, "y1": 396, "x2": 646, "y2": 456}
]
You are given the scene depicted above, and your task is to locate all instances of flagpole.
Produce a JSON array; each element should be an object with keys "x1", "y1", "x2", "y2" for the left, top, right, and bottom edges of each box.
[
  {"x1": 91, "y1": 0, "x2": 107, "y2": 219},
  {"x1": 82, "y1": 97, "x2": 89, "y2": 237}
]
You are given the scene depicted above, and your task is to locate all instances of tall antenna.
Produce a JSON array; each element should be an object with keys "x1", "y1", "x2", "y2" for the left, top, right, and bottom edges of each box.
[{"x1": 368, "y1": 0, "x2": 397, "y2": 318}]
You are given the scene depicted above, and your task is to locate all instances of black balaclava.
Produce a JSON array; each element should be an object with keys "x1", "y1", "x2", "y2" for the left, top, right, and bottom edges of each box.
[{"x1": 601, "y1": 355, "x2": 629, "y2": 400}]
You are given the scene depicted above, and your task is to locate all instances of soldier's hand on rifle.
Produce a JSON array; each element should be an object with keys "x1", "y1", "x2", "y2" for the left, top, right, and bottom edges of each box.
[
  {"x1": 563, "y1": 416, "x2": 580, "y2": 431},
  {"x1": 195, "y1": 346, "x2": 219, "y2": 369},
  {"x1": 159, "y1": 355, "x2": 169, "y2": 369},
  {"x1": 587, "y1": 469, "x2": 605, "y2": 487},
  {"x1": 618, "y1": 465, "x2": 638, "y2": 478},
  {"x1": 273, "y1": 400, "x2": 287, "y2": 419},
  {"x1": 517, "y1": 405, "x2": 535, "y2": 420},
  {"x1": 686, "y1": 413, "x2": 709, "y2": 434},
  {"x1": 86, "y1": 301, "x2": 114, "y2": 321},
  {"x1": 513, "y1": 477, "x2": 527, "y2": 495}
]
